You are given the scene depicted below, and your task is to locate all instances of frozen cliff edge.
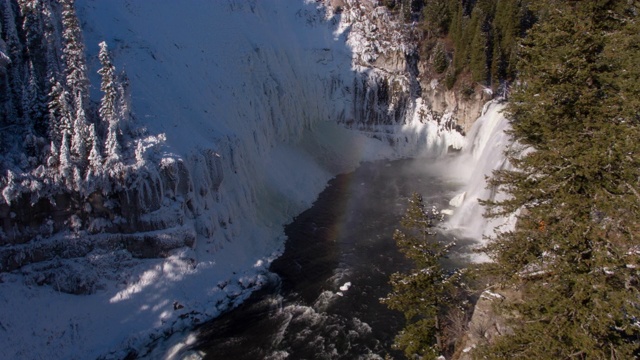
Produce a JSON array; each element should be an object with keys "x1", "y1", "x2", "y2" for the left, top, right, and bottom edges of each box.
[{"x1": 0, "y1": 1, "x2": 472, "y2": 359}]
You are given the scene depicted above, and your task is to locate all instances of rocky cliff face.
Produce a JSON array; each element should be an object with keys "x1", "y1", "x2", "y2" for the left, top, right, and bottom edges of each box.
[{"x1": 333, "y1": 0, "x2": 488, "y2": 133}]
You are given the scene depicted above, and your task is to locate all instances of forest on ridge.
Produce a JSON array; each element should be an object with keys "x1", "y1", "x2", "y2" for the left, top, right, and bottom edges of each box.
[{"x1": 385, "y1": 0, "x2": 640, "y2": 358}]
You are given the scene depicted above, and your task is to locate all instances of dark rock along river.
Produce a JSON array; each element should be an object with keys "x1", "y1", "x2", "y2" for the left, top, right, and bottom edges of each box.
[{"x1": 188, "y1": 158, "x2": 474, "y2": 359}]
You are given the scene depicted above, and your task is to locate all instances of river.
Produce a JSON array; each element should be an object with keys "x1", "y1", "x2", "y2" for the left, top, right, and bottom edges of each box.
[{"x1": 187, "y1": 158, "x2": 475, "y2": 359}]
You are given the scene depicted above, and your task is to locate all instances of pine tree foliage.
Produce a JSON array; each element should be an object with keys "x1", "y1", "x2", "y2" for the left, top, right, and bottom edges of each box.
[
  {"x1": 87, "y1": 124, "x2": 102, "y2": 173},
  {"x1": 0, "y1": 0, "x2": 153, "y2": 240},
  {"x1": 477, "y1": 0, "x2": 640, "y2": 358},
  {"x1": 58, "y1": 130, "x2": 72, "y2": 186},
  {"x1": 468, "y1": 8, "x2": 488, "y2": 84},
  {"x1": 422, "y1": 0, "x2": 451, "y2": 37},
  {"x1": 432, "y1": 42, "x2": 448, "y2": 74},
  {"x1": 60, "y1": 0, "x2": 90, "y2": 166},
  {"x1": 418, "y1": 0, "x2": 532, "y2": 89},
  {"x1": 98, "y1": 41, "x2": 122, "y2": 165},
  {"x1": 98, "y1": 41, "x2": 116, "y2": 123},
  {"x1": 382, "y1": 193, "x2": 468, "y2": 359},
  {"x1": 60, "y1": 0, "x2": 88, "y2": 97}
]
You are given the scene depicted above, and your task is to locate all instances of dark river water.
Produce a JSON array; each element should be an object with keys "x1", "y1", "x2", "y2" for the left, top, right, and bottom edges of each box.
[{"x1": 188, "y1": 158, "x2": 474, "y2": 359}]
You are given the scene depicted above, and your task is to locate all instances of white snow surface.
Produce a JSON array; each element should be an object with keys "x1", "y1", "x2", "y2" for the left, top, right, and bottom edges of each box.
[{"x1": 0, "y1": 1, "x2": 471, "y2": 360}]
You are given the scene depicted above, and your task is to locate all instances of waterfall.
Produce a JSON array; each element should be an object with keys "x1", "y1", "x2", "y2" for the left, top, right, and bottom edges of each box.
[{"x1": 446, "y1": 100, "x2": 515, "y2": 248}]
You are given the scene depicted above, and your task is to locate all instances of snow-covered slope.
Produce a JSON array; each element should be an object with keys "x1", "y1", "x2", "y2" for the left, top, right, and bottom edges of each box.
[{"x1": 0, "y1": 1, "x2": 472, "y2": 359}]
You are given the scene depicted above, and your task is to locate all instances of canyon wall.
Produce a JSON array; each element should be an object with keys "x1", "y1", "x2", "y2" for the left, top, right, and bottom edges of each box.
[
  {"x1": 0, "y1": 0, "x2": 484, "y2": 274},
  {"x1": 0, "y1": 1, "x2": 490, "y2": 358}
]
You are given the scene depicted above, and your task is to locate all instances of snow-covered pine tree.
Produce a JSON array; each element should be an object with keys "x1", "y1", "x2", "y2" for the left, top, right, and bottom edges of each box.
[
  {"x1": 71, "y1": 95, "x2": 87, "y2": 163},
  {"x1": 97, "y1": 41, "x2": 122, "y2": 165},
  {"x1": 60, "y1": 0, "x2": 89, "y2": 164},
  {"x1": 2, "y1": 0, "x2": 23, "y2": 98},
  {"x1": 58, "y1": 130, "x2": 73, "y2": 187},
  {"x1": 104, "y1": 121, "x2": 122, "y2": 168},
  {"x1": 115, "y1": 73, "x2": 132, "y2": 135},
  {"x1": 97, "y1": 42, "x2": 116, "y2": 118},
  {"x1": 15, "y1": 0, "x2": 40, "y2": 57},
  {"x1": 87, "y1": 123, "x2": 102, "y2": 171},
  {"x1": 60, "y1": 0, "x2": 88, "y2": 97},
  {"x1": 39, "y1": 0, "x2": 64, "y2": 85},
  {"x1": 47, "y1": 79, "x2": 71, "y2": 150},
  {"x1": 85, "y1": 123, "x2": 104, "y2": 191},
  {"x1": 23, "y1": 61, "x2": 47, "y2": 140},
  {"x1": 20, "y1": 65, "x2": 35, "y2": 127}
]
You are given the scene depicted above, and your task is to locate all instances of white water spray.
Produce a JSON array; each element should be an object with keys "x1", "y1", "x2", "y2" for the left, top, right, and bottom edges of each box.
[{"x1": 446, "y1": 100, "x2": 515, "y2": 245}]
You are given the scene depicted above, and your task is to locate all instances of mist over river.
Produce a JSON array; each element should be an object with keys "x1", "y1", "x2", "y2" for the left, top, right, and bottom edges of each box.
[{"x1": 183, "y1": 158, "x2": 476, "y2": 359}]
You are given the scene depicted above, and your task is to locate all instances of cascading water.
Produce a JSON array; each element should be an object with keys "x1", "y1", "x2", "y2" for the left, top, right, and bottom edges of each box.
[{"x1": 446, "y1": 100, "x2": 515, "y2": 250}]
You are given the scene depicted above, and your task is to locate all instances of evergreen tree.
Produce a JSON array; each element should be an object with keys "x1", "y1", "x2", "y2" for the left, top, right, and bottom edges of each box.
[
  {"x1": 423, "y1": 0, "x2": 451, "y2": 37},
  {"x1": 71, "y1": 96, "x2": 87, "y2": 163},
  {"x1": 60, "y1": 0, "x2": 89, "y2": 164},
  {"x1": 40, "y1": 0, "x2": 65, "y2": 84},
  {"x1": 58, "y1": 130, "x2": 72, "y2": 185},
  {"x1": 478, "y1": 0, "x2": 640, "y2": 358},
  {"x1": 84, "y1": 123, "x2": 104, "y2": 192},
  {"x1": 60, "y1": 0, "x2": 88, "y2": 97},
  {"x1": 87, "y1": 124, "x2": 102, "y2": 173},
  {"x1": 432, "y1": 42, "x2": 448, "y2": 74},
  {"x1": 382, "y1": 193, "x2": 468, "y2": 359},
  {"x1": 22, "y1": 61, "x2": 47, "y2": 138},
  {"x1": 451, "y1": 2, "x2": 470, "y2": 75},
  {"x1": 430, "y1": 0, "x2": 531, "y2": 89},
  {"x1": 448, "y1": 0, "x2": 463, "y2": 46},
  {"x1": 98, "y1": 42, "x2": 116, "y2": 120},
  {"x1": 104, "y1": 121, "x2": 121, "y2": 166},
  {"x1": 469, "y1": 14, "x2": 488, "y2": 84},
  {"x1": 490, "y1": 0, "x2": 529, "y2": 84},
  {"x1": 97, "y1": 41, "x2": 122, "y2": 165},
  {"x1": 2, "y1": 0, "x2": 23, "y2": 125},
  {"x1": 115, "y1": 73, "x2": 132, "y2": 136},
  {"x1": 47, "y1": 79, "x2": 71, "y2": 149}
]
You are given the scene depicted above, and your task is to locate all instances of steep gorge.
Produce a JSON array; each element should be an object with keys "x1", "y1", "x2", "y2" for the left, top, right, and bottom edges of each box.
[{"x1": 0, "y1": 1, "x2": 494, "y2": 358}]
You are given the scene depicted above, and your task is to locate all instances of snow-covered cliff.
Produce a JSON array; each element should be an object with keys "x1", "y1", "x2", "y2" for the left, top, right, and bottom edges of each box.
[{"x1": 0, "y1": 1, "x2": 493, "y2": 359}]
